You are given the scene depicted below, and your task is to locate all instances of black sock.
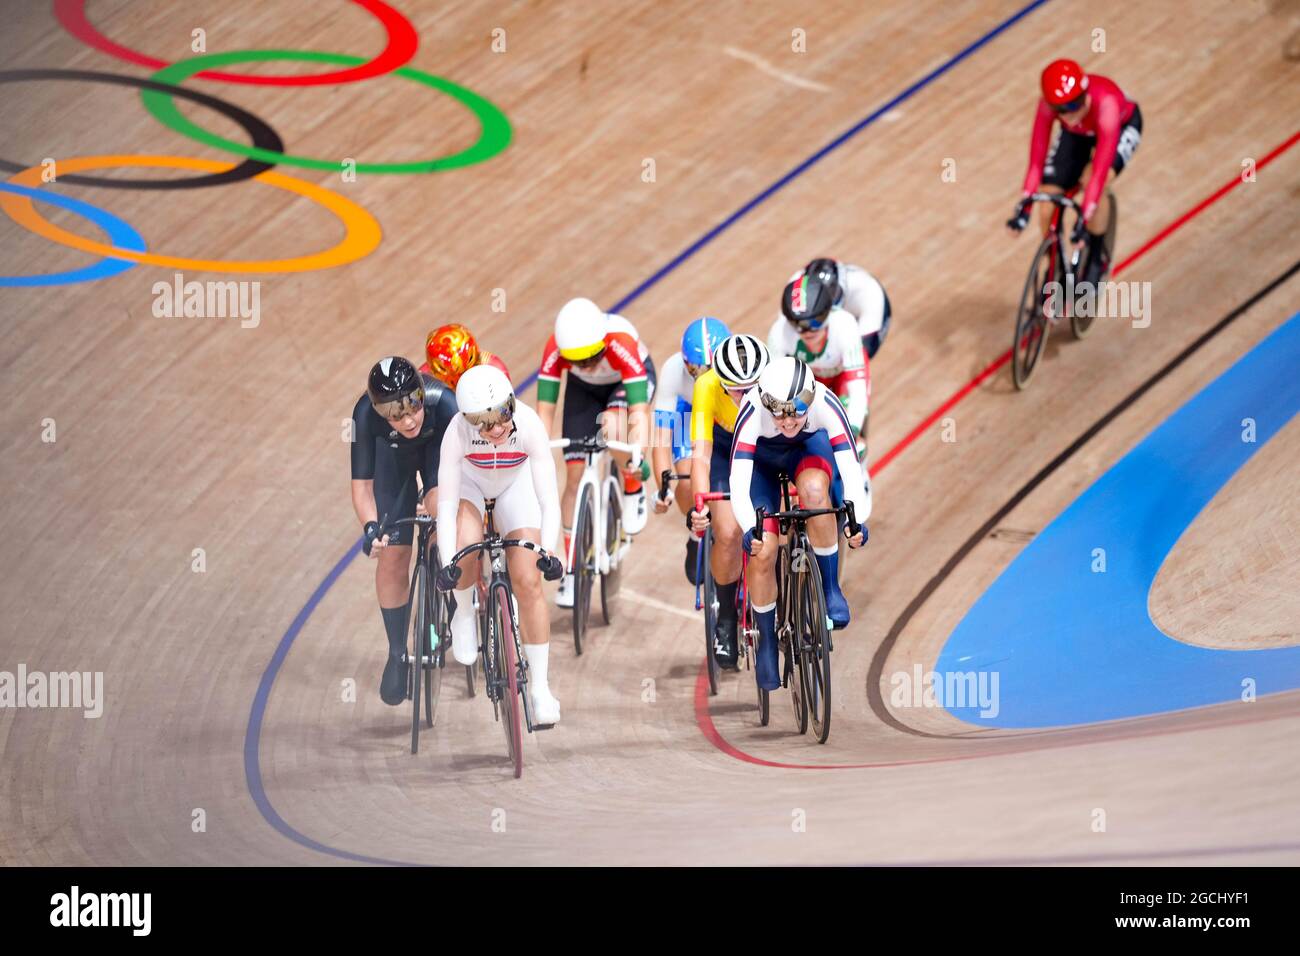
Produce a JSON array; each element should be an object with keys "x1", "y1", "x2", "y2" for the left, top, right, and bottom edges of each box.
[
  {"x1": 715, "y1": 581, "x2": 738, "y2": 621},
  {"x1": 380, "y1": 604, "x2": 410, "y2": 657}
]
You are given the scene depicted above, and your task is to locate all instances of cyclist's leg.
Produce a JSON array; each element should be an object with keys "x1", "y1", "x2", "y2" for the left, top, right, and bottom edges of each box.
[
  {"x1": 558, "y1": 376, "x2": 610, "y2": 604},
  {"x1": 447, "y1": 492, "x2": 485, "y2": 665},
  {"x1": 746, "y1": 443, "x2": 785, "y2": 690},
  {"x1": 792, "y1": 438, "x2": 851, "y2": 628},
  {"x1": 705, "y1": 426, "x2": 741, "y2": 663},
  {"x1": 1038, "y1": 127, "x2": 1089, "y2": 236},
  {"x1": 602, "y1": 383, "x2": 651, "y2": 533},
  {"x1": 374, "y1": 451, "x2": 418, "y2": 704},
  {"x1": 496, "y1": 472, "x2": 562, "y2": 722}
]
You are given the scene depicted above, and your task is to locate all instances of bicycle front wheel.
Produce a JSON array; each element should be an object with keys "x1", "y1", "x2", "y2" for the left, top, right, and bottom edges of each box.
[
  {"x1": 782, "y1": 548, "x2": 809, "y2": 735},
  {"x1": 1012, "y1": 234, "x2": 1057, "y2": 390},
  {"x1": 799, "y1": 553, "x2": 833, "y2": 744},
  {"x1": 702, "y1": 531, "x2": 719, "y2": 696},
  {"x1": 407, "y1": 561, "x2": 427, "y2": 755},
  {"x1": 573, "y1": 484, "x2": 596, "y2": 655},
  {"x1": 600, "y1": 478, "x2": 623, "y2": 625},
  {"x1": 492, "y1": 583, "x2": 524, "y2": 778}
]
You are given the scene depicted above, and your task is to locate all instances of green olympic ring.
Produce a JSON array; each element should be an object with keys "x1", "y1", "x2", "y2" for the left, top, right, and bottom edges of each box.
[{"x1": 141, "y1": 50, "x2": 511, "y2": 174}]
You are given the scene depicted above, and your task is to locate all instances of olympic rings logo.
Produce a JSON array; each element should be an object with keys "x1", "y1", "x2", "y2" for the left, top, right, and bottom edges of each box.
[{"x1": 1, "y1": 0, "x2": 512, "y2": 286}]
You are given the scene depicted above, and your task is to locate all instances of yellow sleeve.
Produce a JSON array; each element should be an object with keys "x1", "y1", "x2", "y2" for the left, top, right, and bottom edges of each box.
[{"x1": 691, "y1": 370, "x2": 717, "y2": 443}]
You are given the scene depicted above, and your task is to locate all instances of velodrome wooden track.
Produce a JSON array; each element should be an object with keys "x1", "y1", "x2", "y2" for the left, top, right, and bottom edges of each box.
[{"x1": 2, "y1": 0, "x2": 1298, "y2": 866}]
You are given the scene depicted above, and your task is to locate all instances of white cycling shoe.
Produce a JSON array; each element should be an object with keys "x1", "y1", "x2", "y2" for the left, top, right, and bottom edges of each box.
[
  {"x1": 450, "y1": 602, "x2": 478, "y2": 666},
  {"x1": 530, "y1": 687, "x2": 561, "y2": 726},
  {"x1": 555, "y1": 573, "x2": 575, "y2": 608},
  {"x1": 622, "y1": 486, "x2": 648, "y2": 535}
]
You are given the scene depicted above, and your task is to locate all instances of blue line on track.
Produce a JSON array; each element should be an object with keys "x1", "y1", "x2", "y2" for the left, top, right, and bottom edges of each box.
[
  {"x1": 244, "y1": 0, "x2": 1057, "y2": 863},
  {"x1": 938, "y1": 313, "x2": 1300, "y2": 728}
]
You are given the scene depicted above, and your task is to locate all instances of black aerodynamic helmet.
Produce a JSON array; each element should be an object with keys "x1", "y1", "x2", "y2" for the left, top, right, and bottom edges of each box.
[
  {"x1": 781, "y1": 269, "x2": 836, "y2": 330},
  {"x1": 804, "y1": 257, "x2": 841, "y2": 302},
  {"x1": 367, "y1": 356, "x2": 425, "y2": 418}
]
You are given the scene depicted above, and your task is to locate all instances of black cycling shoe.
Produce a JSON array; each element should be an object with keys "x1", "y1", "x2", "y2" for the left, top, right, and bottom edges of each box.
[
  {"x1": 380, "y1": 652, "x2": 409, "y2": 706},
  {"x1": 685, "y1": 536, "x2": 701, "y2": 586},
  {"x1": 712, "y1": 618, "x2": 739, "y2": 671}
]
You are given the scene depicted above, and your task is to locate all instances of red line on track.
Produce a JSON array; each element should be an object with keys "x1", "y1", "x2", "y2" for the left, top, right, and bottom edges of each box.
[{"x1": 695, "y1": 128, "x2": 1300, "y2": 770}]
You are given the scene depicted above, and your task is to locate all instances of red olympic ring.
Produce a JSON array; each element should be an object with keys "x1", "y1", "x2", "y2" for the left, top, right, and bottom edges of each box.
[{"x1": 54, "y1": 0, "x2": 417, "y2": 86}]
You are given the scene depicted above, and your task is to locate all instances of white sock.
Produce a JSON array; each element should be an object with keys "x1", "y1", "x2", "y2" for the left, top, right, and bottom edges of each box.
[
  {"x1": 523, "y1": 642, "x2": 550, "y2": 695},
  {"x1": 450, "y1": 594, "x2": 478, "y2": 663}
]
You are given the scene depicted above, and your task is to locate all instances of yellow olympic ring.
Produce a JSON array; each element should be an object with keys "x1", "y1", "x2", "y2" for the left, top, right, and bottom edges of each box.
[{"x1": 1, "y1": 155, "x2": 381, "y2": 273}]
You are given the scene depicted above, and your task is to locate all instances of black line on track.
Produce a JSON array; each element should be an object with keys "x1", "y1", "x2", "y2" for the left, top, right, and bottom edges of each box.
[{"x1": 866, "y1": 257, "x2": 1300, "y2": 737}]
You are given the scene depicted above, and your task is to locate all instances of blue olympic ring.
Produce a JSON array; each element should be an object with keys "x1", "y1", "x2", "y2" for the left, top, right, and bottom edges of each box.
[{"x1": 0, "y1": 182, "x2": 145, "y2": 286}]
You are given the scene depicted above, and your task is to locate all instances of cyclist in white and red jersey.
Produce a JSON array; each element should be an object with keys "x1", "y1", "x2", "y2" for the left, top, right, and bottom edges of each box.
[
  {"x1": 1012, "y1": 58, "x2": 1142, "y2": 283},
  {"x1": 770, "y1": 269, "x2": 876, "y2": 511},
  {"x1": 730, "y1": 358, "x2": 867, "y2": 690},
  {"x1": 536, "y1": 298, "x2": 655, "y2": 606},
  {"x1": 436, "y1": 366, "x2": 565, "y2": 724}
]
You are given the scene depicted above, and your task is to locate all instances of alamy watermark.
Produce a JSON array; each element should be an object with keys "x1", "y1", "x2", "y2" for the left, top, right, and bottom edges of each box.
[
  {"x1": 50, "y1": 886, "x2": 150, "y2": 935},
  {"x1": 890, "y1": 664, "x2": 1000, "y2": 718},
  {"x1": 1045, "y1": 276, "x2": 1151, "y2": 328},
  {"x1": 0, "y1": 665, "x2": 103, "y2": 718},
  {"x1": 152, "y1": 272, "x2": 261, "y2": 328}
]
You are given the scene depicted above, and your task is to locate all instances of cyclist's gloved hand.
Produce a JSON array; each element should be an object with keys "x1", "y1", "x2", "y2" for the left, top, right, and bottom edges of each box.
[
  {"x1": 362, "y1": 521, "x2": 382, "y2": 557},
  {"x1": 845, "y1": 521, "x2": 868, "y2": 549},
  {"x1": 1006, "y1": 199, "x2": 1031, "y2": 232},
  {"x1": 687, "y1": 509, "x2": 711, "y2": 533},
  {"x1": 537, "y1": 554, "x2": 564, "y2": 581},
  {"x1": 742, "y1": 528, "x2": 760, "y2": 555},
  {"x1": 435, "y1": 564, "x2": 462, "y2": 592},
  {"x1": 1070, "y1": 217, "x2": 1089, "y2": 245}
]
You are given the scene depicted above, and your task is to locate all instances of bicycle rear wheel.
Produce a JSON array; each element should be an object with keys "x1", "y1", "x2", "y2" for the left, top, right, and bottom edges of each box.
[
  {"x1": 782, "y1": 548, "x2": 809, "y2": 735},
  {"x1": 573, "y1": 485, "x2": 595, "y2": 655},
  {"x1": 799, "y1": 554, "x2": 833, "y2": 743},
  {"x1": 1012, "y1": 234, "x2": 1057, "y2": 390},
  {"x1": 744, "y1": 586, "x2": 770, "y2": 727},
  {"x1": 600, "y1": 480, "x2": 622, "y2": 625},
  {"x1": 1072, "y1": 192, "x2": 1116, "y2": 339},
  {"x1": 702, "y1": 531, "x2": 719, "y2": 696},
  {"x1": 425, "y1": 553, "x2": 447, "y2": 728},
  {"x1": 407, "y1": 562, "x2": 427, "y2": 755},
  {"x1": 491, "y1": 582, "x2": 524, "y2": 778}
]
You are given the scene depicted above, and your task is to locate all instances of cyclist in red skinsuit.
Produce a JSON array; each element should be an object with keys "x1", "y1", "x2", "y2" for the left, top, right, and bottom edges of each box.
[{"x1": 1015, "y1": 59, "x2": 1143, "y2": 282}]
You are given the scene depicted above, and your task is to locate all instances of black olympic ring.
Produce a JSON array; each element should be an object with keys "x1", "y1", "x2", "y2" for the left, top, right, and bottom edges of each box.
[{"x1": 0, "y1": 68, "x2": 284, "y2": 189}]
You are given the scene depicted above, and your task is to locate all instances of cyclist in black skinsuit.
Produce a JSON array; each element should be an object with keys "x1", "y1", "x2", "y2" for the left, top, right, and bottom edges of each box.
[{"x1": 349, "y1": 357, "x2": 459, "y2": 705}]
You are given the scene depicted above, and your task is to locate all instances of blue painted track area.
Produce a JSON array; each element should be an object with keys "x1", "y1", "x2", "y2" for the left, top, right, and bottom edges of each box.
[{"x1": 938, "y1": 313, "x2": 1300, "y2": 728}]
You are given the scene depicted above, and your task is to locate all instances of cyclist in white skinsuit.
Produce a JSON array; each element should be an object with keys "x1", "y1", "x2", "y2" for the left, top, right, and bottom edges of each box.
[
  {"x1": 437, "y1": 366, "x2": 564, "y2": 724},
  {"x1": 766, "y1": 306, "x2": 869, "y2": 442},
  {"x1": 826, "y1": 260, "x2": 891, "y2": 357}
]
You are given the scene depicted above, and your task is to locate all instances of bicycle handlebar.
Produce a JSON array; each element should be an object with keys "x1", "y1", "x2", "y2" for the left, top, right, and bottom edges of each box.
[
  {"x1": 752, "y1": 500, "x2": 861, "y2": 544},
  {"x1": 1009, "y1": 192, "x2": 1081, "y2": 232},
  {"x1": 549, "y1": 436, "x2": 642, "y2": 466},
  {"x1": 693, "y1": 491, "x2": 730, "y2": 514},
  {"x1": 659, "y1": 469, "x2": 691, "y2": 501},
  {"x1": 446, "y1": 536, "x2": 553, "y2": 569},
  {"x1": 378, "y1": 513, "x2": 434, "y2": 537}
]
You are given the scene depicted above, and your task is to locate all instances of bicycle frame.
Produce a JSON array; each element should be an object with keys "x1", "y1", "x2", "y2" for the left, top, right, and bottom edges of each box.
[{"x1": 550, "y1": 437, "x2": 639, "y2": 575}]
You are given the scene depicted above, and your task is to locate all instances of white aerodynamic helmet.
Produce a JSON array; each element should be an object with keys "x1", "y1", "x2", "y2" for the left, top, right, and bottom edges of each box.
[
  {"x1": 554, "y1": 298, "x2": 608, "y2": 362},
  {"x1": 456, "y1": 364, "x2": 516, "y2": 427},
  {"x1": 712, "y1": 333, "x2": 770, "y2": 389},
  {"x1": 757, "y1": 356, "x2": 815, "y2": 418}
]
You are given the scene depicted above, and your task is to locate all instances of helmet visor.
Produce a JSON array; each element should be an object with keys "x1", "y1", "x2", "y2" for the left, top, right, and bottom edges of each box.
[
  {"x1": 684, "y1": 360, "x2": 708, "y2": 379},
  {"x1": 760, "y1": 390, "x2": 813, "y2": 420},
  {"x1": 463, "y1": 394, "x2": 516, "y2": 429},
  {"x1": 1052, "y1": 92, "x2": 1087, "y2": 114},
  {"x1": 373, "y1": 387, "x2": 424, "y2": 420},
  {"x1": 789, "y1": 312, "x2": 829, "y2": 333}
]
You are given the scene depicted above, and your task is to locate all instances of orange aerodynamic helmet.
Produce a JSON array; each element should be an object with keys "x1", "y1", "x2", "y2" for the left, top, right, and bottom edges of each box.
[{"x1": 425, "y1": 324, "x2": 481, "y2": 388}]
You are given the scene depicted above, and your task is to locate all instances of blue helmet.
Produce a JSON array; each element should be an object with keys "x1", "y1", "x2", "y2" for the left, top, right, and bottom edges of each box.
[{"x1": 681, "y1": 317, "x2": 731, "y2": 368}]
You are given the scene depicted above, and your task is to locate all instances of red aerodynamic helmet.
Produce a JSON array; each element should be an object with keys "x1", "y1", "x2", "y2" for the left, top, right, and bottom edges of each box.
[{"x1": 1041, "y1": 58, "x2": 1088, "y2": 109}]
